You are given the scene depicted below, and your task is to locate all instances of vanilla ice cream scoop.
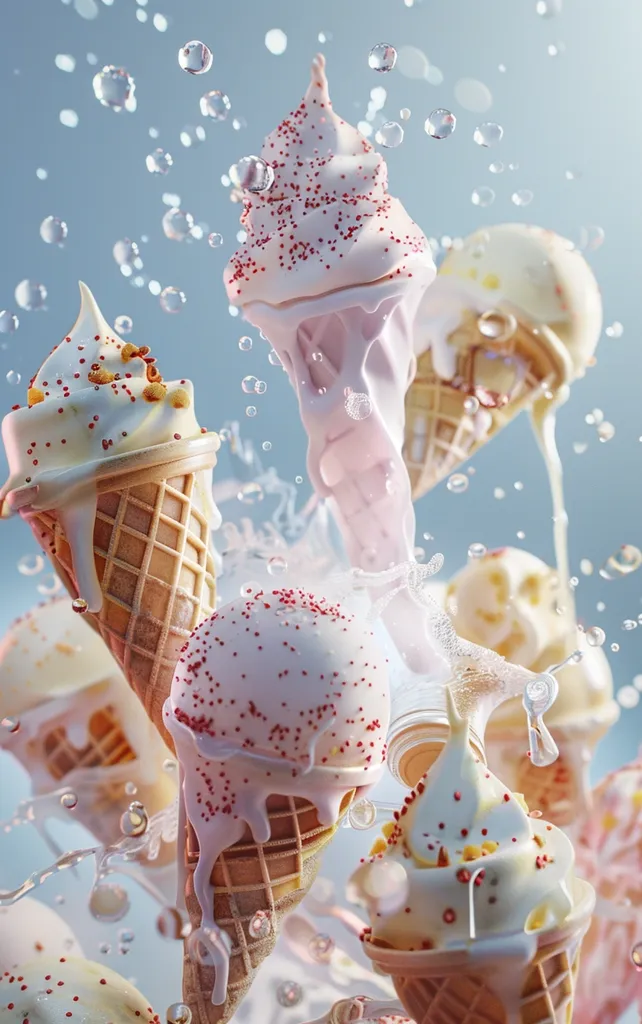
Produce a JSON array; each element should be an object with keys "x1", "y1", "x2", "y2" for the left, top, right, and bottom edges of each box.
[
  {"x1": 0, "y1": 899, "x2": 83, "y2": 971},
  {"x1": 0, "y1": 957, "x2": 159, "y2": 1023},
  {"x1": 350, "y1": 696, "x2": 580, "y2": 952}
]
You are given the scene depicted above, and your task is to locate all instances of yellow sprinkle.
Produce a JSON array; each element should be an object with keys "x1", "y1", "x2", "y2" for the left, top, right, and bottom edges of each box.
[
  {"x1": 514, "y1": 793, "x2": 530, "y2": 813},
  {"x1": 526, "y1": 907, "x2": 547, "y2": 932},
  {"x1": 632, "y1": 791, "x2": 642, "y2": 809},
  {"x1": 533, "y1": 834, "x2": 545, "y2": 849},
  {"x1": 142, "y1": 382, "x2": 167, "y2": 403},
  {"x1": 55, "y1": 643, "x2": 77, "y2": 656},
  {"x1": 27, "y1": 387, "x2": 45, "y2": 407},
  {"x1": 482, "y1": 840, "x2": 499, "y2": 855},
  {"x1": 369, "y1": 838, "x2": 387, "y2": 857},
  {"x1": 467, "y1": 267, "x2": 478, "y2": 280},
  {"x1": 169, "y1": 387, "x2": 191, "y2": 410},
  {"x1": 601, "y1": 811, "x2": 618, "y2": 832},
  {"x1": 462, "y1": 845, "x2": 483, "y2": 862},
  {"x1": 481, "y1": 273, "x2": 501, "y2": 290},
  {"x1": 382, "y1": 821, "x2": 396, "y2": 839}
]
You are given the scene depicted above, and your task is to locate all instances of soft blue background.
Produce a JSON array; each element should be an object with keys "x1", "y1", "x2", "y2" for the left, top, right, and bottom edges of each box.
[{"x1": 0, "y1": 0, "x2": 640, "y2": 1021}]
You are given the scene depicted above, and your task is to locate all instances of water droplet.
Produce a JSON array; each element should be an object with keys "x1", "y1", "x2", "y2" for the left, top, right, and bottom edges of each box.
[
  {"x1": 536, "y1": 0, "x2": 562, "y2": 15},
  {"x1": 489, "y1": 161, "x2": 504, "y2": 174},
  {"x1": 600, "y1": 544, "x2": 642, "y2": 579},
  {"x1": 577, "y1": 225, "x2": 605, "y2": 253},
  {"x1": 463, "y1": 395, "x2": 480, "y2": 415},
  {"x1": 99, "y1": 942, "x2": 111, "y2": 955},
  {"x1": 265, "y1": 29, "x2": 288, "y2": 56},
  {"x1": 231, "y1": 156, "x2": 275, "y2": 193},
  {"x1": 112, "y1": 239, "x2": 139, "y2": 268},
  {"x1": 4, "y1": 369, "x2": 19, "y2": 387},
  {"x1": 160, "y1": 287, "x2": 187, "y2": 314},
  {"x1": 55, "y1": 53, "x2": 76, "y2": 73},
  {"x1": 1, "y1": 716, "x2": 20, "y2": 734},
  {"x1": 516, "y1": 530, "x2": 526, "y2": 540},
  {"x1": 348, "y1": 798, "x2": 377, "y2": 830},
  {"x1": 573, "y1": 442, "x2": 588, "y2": 455},
  {"x1": 119, "y1": 928, "x2": 135, "y2": 945},
  {"x1": 605, "y1": 321, "x2": 624, "y2": 339},
  {"x1": 208, "y1": 232, "x2": 224, "y2": 249},
  {"x1": 245, "y1": 405, "x2": 257, "y2": 417},
  {"x1": 178, "y1": 41, "x2": 213, "y2": 75},
  {"x1": 471, "y1": 186, "x2": 495, "y2": 208},
  {"x1": 254, "y1": 380, "x2": 267, "y2": 394},
  {"x1": 153, "y1": 13, "x2": 168, "y2": 31},
  {"x1": 586, "y1": 626, "x2": 606, "y2": 648},
  {"x1": 162, "y1": 208, "x2": 194, "y2": 242},
  {"x1": 248, "y1": 910, "x2": 272, "y2": 940},
  {"x1": 268, "y1": 349, "x2": 282, "y2": 367},
  {"x1": 238, "y1": 336, "x2": 252, "y2": 352},
  {"x1": 120, "y1": 802, "x2": 149, "y2": 837},
  {"x1": 238, "y1": 482, "x2": 264, "y2": 505},
  {"x1": 375, "y1": 120, "x2": 404, "y2": 148},
  {"x1": 267, "y1": 556, "x2": 288, "y2": 577},
  {"x1": 468, "y1": 543, "x2": 487, "y2": 559},
  {"x1": 308, "y1": 933, "x2": 335, "y2": 963},
  {"x1": 241, "y1": 375, "x2": 258, "y2": 394},
  {"x1": 514, "y1": 481, "x2": 524, "y2": 491},
  {"x1": 17, "y1": 553, "x2": 44, "y2": 576},
  {"x1": 494, "y1": 487, "x2": 505, "y2": 500},
  {"x1": 276, "y1": 981, "x2": 303, "y2": 1008},
  {"x1": 60, "y1": 109, "x2": 79, "y2": 128},
  {"x1": 146, "y1": 148, "x2": 173, "y2": 175},
  {"x1": 477, "y1": 309, "x2": 517, "y2": 343},
  {"x1": 580, "y1": 559, "x2": 593, "y2": 576},
  {"x1": 180, "y1": 125, "x2": 206, "y2": 148},
  {"x1": 114, "y1": 315, "x2": 133, "y2": 335},
  {"x1": 72, "y1": 597, "x2": 88, "y2": 614},
  {"x1": 15, "y1": 280, "x2": 47, "y2": 311},
  {"x1": 200, "y1": 91, "x2": 231, "y2": 121},
  {"x1": 547, "y1": 42, "x2": 565, "y2": 58},
  {"x1": 631, "y1": 942, "x2": 642, "y2": 970},
  {"x1": 295, "y1": 475, "x2": 303, "y2": 485},
  {"x1": 89, "y1": 883, "x2": 130, "y2": 923},
  {"x1": 454, "y1": 78, "x2": 493, "y2": 113},
  {"x1": 611, "y1": 642, "x2": 620, "y2": 652},
  {"x1": 0, "y1": 310, "x2": 18, "y2": 334},
  {"x1": 60, "y1": 791, "x2": 78, "y2": 810},
  {"x1": 345, "y1": 392, "x2": 373, "y2": 420},
  {"x1": 124, "y1": 781, "x2": 137, "y2": 796},
  {"x1": 400, "y1": 107, "x2": 411, "y2": 120},
  {"x1": 262, "y1": 441, "x2": 272, "y2": 452},
  {"x1": 157, "y1": 906, "x2": 190, "y2": 940},
  {"x1": 368, "y1": 43, "x2": 397, "y2": 73},
  {"x1": 425, "y1": 108, "x2": 457, "y2": 139},
  {"x1": 623, "y1": 619, "x2": 638, "y2": 631},
  {"x1": 166, "y1": 1003, "x2": 193, "y2": 1024},
  {"x1": 37, "y1": 576, "x2": 61, "y2": 602},
  {"x1": 473, "y1": 122, "x2": 504, "y2": 147},
  {"x1": 40, "y1": 216, "x2": 68, "y2": 245},
  {"x1": 596, "y1": 601, "x2": 606, "y2": 612},
  {"x1": 92, "y1": 66, "x2": 136, "y2": 111},
  {"x1": 447, "y1": 473, "x2": 469, "y2": 494},
  {"x1": 511, "y1": 189, "x2": 534, "y2": 207}
]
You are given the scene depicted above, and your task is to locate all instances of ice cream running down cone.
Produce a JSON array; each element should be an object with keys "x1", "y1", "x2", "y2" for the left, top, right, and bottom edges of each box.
[
  {"x1": 224, "y1": 54, "x2": 446, "y2": 679},
  {"x1": 573, "y1": 756, "x2": 642, "y2": 1023},
  {"x1": 446, "y1": 547, "x2": 619, "y2": 826},
  {"x1": 405, "y1": 224, "x2": 603, "y2": 498},
  {"x1": 350, "y1": 694, "x2": 595, "y2": 1024},
  {"x1": 164, "y1": 587, "x2": 391, "y2": 1023},
  {"x1": 0, "y1": 283, "x2": 222, "y2": 748},
  {"x1": 0, "y1": 597, "x2": 176, "y2": 857}
]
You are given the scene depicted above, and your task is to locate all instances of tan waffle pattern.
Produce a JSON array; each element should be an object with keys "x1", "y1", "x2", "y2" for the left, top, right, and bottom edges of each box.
[
  {"x1": 182, "y1": 791, "x2": 354, "y2": 1024},
  {"x1": 514, "y1": 751, "x2": 577, "y2": 828},
  {"x1": 404, "y1": 314, "x2": 562, "y2": 499},
  {"x1": 373, "y1": 927, "x2": 584, "y2": 1024},
  {"x1": 25, "y1": 446, "x2": 218, "y2": 750}
]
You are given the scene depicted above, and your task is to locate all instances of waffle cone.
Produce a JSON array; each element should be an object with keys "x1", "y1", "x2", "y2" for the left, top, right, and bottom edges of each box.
[
  {"x1": 182, "y1": 791, "x2": 354, "y2": 1023},
  {"x1": 23, "y1": 439, "x2": 219, "y2": 750},
  {"x1": 404, "y1": 314, "x2": 563, "y2": 499}
]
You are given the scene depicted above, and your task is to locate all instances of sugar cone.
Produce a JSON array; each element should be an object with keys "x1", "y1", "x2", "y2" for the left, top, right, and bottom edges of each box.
[
  {"x1": 404, "y1": 312, "x2": 563, "y2": 499},
  {"x1": 182, "y1": 792, "x2": 354, "y2": 1023},
  {"x1": 23, "y1": 438, "x2": 219, "y2": 750},
  {"x1": 365, "y1": 899, "x2": 593, "y2": 1024}
]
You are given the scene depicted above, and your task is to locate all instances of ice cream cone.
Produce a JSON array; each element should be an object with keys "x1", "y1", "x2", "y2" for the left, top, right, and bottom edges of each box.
[
  {"x1": 365, "y1": 884, "x2": 593, "y2": 1024},
  {"x1": 404, "y1": 312, "x2": 562, "y2": 497},
  {"x1": 23, "y1": 437, "x2": 219, "y2": 749},
  {"x1": 182, "y1": 791, "x2": 354, "y2": 1023}
]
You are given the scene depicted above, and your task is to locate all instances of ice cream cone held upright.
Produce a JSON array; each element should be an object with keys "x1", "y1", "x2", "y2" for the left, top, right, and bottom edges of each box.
[
  {"x1": 0, "y1": 283, "x2": 222, "y2": 745},
  {"x1": 225, "y1": 55, "x2": 446, "y2": 678}
]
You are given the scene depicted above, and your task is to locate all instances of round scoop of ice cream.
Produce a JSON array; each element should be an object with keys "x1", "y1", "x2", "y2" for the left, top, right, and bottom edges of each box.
[
  {"x1": 1, "y1": 282, "x2": 204, "y2": 513},
  {"x1": 0, "y1": 597, "x2": 121, "y2": 721},
  {"x1": 0, "y1": 957, "x2": 159, "y2": 1023},
  {"x1": 224, "y1": 54, "x2": 433, "y2": 308},
  {"x1": 0, "y1": 899, "x2": 83, "y2": 971},
  {"x1": 416, "y1": 224, "x2": 601, "y2": 381},
  {"x1": 349, "y1": 698, "x2": 579, "y2": 952},
  {"x1": 446, "y1": 547, "x2": 616, "y2": 731}
]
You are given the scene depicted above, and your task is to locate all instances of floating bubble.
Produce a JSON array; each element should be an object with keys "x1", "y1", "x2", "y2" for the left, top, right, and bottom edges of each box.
[
  {"x1": 238, "y1": 336, "x2": 252, "y2": 351},
  {"x1": 120, "y1": 802, "x2": 149, "y2": 837},
  {"x1": 375, "y1": 120, "x2": 404, "y2": 148},
  {"x1": 494, "y1": 487, "x2": 505, "y2": 500},
  {"x1": 579, "y1": 559, "x2": 593, "y2": 576},
  {"x1": 586, "y1": 626, "x2": 606, "y2": 648},
  {"x1": 18, "y1": 553, "x2": 44, "y2": 576},
  {"x1": 477, "y1": 309, "x2": 517, "y2": 343},
  {"x1": 472, "y1": 187, "x2": 495, "y2": 208},
  {"x1": 0, "y1": 310, "x2": 18, "y2": 334},
  {"x1": 99, "y1": 942, "x2": 111, "y2": 955},
  {"x1": 231, "y1": 156, "x2": 275, "y2": 193},
  {"x1": 40, "y1": 216, "x2": 68, "y2": 245},
  {"x1": 114, "y1": 315, "x2": 133, "y2": 334},
  {"x1": 473, "y1": 122, "x2": 503, "y2": 147},
  {"x1": 599, "y1": 545, "x2": 642, "y2": 580},
  {"x1": 348, "y1": 798, "x2": 377, "y2": 830},
  {"x1": 463, "y1": 396, "x2": 480, "y2": 415},
  {"x1": 309, "y1": 933, "x2": 335, "y2": 963},
  {"x1": 262, "y1": 441, "x2": 272, "y2": 451},
  {"x1": 536, "y1": 0, "x2": 562, "y2": 14},
  {"x1": 622, "y1": 620, "x2": 638, "y2": 631},
  {"x1": 232, "y1": 116, "x2": 246, "y2": 131},
  {"x1": 605, "y1": 321, "x2": 624, "y2": 339},
  {"x1": 354, "y1": 860, "x2": 409, "y2": 917},
  {"x1": 447, "y1": 473, "x2": 469, "y2": 494},
  {"x1": 153, "y1": 13, "x2": 168, "y2": 31},
  {"x1": 89, "y1": 883, "x2": 130, "y2": 923},
  {"x1": 166, "y1": 1003, "x2": 192, "y2": 1024},
  {"x1": 345, "y1": 392, "x2": 373, "y2": 420},
  {"x1": 180, "y1": 125, "x2": 206, "y2": 148},
  {"x1": 162, "y1": 208, "x2": 194, "y2": 241},
  {"x1": 15, "y1": 280, "x2": 47, "y2": 311},
  {"x1": 248, "y1": 910, "x2": 271, "y2": 940},
  {"x1": 146, "y1": 148, "x2": 173, "y2": 175},
  {"x1": 160, "y1": 287, "x2": 187, "y2": 314},
  {"x1": 468, "y1": 543, "x2": 487, "y2": 559},
  {"x1": 268, "y1": 349, "x2": 282, "y2": 366},
  {"x1": 265, "y1": 29, "x2": 287, "y2": 56},
  {"x1": 368, "y1": 43, "x2": 397, "y2": 73},
  {"x1": 55, "y1": 54, "x2": 76, "y2": 73},
  {"x1": 60, "y1": 792, "x2": 78, "y2": 810},
  {"x1": 577, "y1": 225, "x2": 605, "y2": 253},
  {"x1": 276, "y1": 982, "x2": 303, "y2": 1008},
  {"x1": 208, "y1": 232, "x2": 224, "y2": 248},
  {"x1": 124, "y1": 782, "x2": 137, "y2": 797},
  {"x1": 597, "y1": 422, "x2": 615, "y2": 443},
  {"x1": 157, "y1": 906, "x2": 190, "y2": 940},
  {"x1": 1, "y1": 716, "x2": 20, "y2": 734},
  {"x1": 92, "y1": 66, "x2": 136, "y2": 112},
  {"x1": 178, "y1": 41, "x2": 213, "y2": 75},
  {"x1": 242, "y1": 375, "x2": 258, "y2": 394},
  {"x1": 512, "y1": 190, "x2": 534, "y2": 207},
  {"x1": 254, "y1": 380, "x2": 267, "y2": 394},
  {"x1": 200, "y1": 91, "x2": 231, "y2": 121},
  {"x1": 37, "y1": 574, "x2": 61, "y2": 598},
  {"x1": 59, "y1": 109, "x2": 79, "y2": 128},
  {"x1": 454, "y1": 78, "x2": 493, "y2": 113},
  {"x1": 425, "y1": 109, "x2": 456, "y2": 139},
  {"x1": 245, "y1": 405, "x2": 257, "y2": 417},
  {"x1": 238, "y1": 482, "x2": 264, "y2": 505},
  {"x1": 489, "y1": 161, "x2": 504, "y2": 174},
  {"x1": 267, "y1": 556, "x2": 288, "y2": 577},
  {"x1": 113, "y1": 239, "x2": 140, "y2": 267},
  {"x1": 514, "y1": 481, "x2": 524, "y2": 491},
  {"x1": 619, "y1": 686, "x2": 640, "y2": 709}
]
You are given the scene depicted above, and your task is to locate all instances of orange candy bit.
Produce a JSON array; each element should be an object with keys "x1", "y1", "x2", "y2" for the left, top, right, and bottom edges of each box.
[
  {"x1": 120, "y1": 343, "x2": 140, "y2": 363},
  {"x1": 88, "y1": 368, "x2": 116, "y2": 385},
  {"x1": 168, "y1": 387, "x2": 191, "y2": 409},
  {"x1": 27, "y1": 387, "x2": 45, "y2": 407},
  {"x1": 142, "y1": 382, "x2": 167, "y2": 403}
]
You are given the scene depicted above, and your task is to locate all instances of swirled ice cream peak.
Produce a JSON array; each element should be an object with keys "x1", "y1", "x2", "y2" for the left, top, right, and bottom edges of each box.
[{"x1": 224, "y1": 54, "x2": 433, "y2": 307}]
